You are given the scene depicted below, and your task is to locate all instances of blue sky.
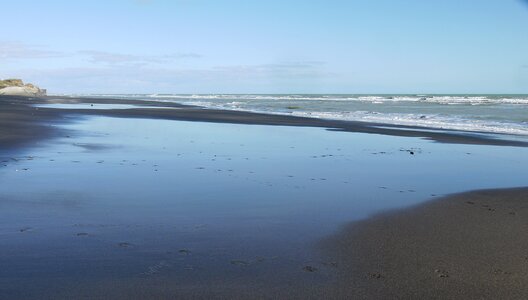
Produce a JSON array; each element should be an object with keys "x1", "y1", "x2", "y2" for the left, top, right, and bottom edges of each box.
[{"x1": 1, "y1": 0, "x2": 528, "y2": 94}]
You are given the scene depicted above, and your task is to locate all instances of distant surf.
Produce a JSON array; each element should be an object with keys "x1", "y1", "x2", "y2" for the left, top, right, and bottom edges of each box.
[{"x1": 73, "y1": 94, "x2": 528, "y2": 136}]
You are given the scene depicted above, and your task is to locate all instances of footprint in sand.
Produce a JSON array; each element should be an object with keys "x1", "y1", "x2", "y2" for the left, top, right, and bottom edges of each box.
[
  {"x1": 434, "y1": 269, "x2": 449, "y2": 278},
  {"x1": 303, "y1": 266, "x2": 318, "y2": 272},
  {"x1": 368, "y1": 272, "x2": 383, "y2": 279},
  {"x1": 493, "y1": 269, "x2": 512, "y2": 275}
]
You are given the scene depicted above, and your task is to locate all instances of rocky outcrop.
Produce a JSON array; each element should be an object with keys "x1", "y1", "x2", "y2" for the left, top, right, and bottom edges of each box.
[{"x1": 0, "y1": 79, "x2": 46, "y2": 96}]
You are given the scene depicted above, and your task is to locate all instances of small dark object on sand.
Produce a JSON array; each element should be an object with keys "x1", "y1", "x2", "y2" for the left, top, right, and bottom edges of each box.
[
  {"x1": 303, "y1": 266, "x2": 318, "y2": 272},
  {"x1": 435, "y1": 269, "x2": 449, "y2": 278},
  {"x1": 369, "y1": 272, "x2": 383, "y2": 279}
]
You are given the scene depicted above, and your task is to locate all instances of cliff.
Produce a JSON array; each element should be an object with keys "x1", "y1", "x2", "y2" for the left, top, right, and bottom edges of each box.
[{"x1": 0, "y1": 79, "x2": 47, "y2": 96}]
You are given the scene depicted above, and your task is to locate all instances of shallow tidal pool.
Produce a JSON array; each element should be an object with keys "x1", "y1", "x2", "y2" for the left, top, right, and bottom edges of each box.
[{"x1": 1, "y1": 116, "x2": 527, "y2": 296}]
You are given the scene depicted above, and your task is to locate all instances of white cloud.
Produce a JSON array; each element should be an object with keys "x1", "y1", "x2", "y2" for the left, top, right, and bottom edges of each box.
[
  {"x1": 0, "y1": 41, "x2": 201, "y2": 66},
  {"x1": 78, "y1": 50, "x2": 202, "y2": 65},
  {"x1": 14, "y1": 60, "x2": 332, "y2": 93},
  {"x1": 213, "y1": 61, "x2": 329, "y2": 78},
  {"x1": 0, "y1": 41, "x2": 65, "y2": 60}
]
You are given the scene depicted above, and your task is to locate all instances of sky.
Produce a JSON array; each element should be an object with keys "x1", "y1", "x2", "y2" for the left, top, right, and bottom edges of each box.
[{"x1": 1, "y1": 0, "x2": 528, "y2": 94}]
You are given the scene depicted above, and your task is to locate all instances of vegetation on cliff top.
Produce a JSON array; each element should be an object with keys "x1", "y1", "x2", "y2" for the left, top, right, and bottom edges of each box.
[
  {"x1": 0, "y1": 79, "x2": 26, "y2": 89},
  {"x1": 0, "y1": 79, "x2": 46, "y2": 96}
]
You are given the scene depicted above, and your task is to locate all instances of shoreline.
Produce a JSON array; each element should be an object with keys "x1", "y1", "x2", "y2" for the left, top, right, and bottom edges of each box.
[
  {"x1": 46, "y1": 96, "x2": 528, "y2": 147},
  {"x1": 320, "y1": 187, "x2": 528, "y2": 299},
  {"x1": 2, "y1": 95, "x2": 527, "y2": 151}
]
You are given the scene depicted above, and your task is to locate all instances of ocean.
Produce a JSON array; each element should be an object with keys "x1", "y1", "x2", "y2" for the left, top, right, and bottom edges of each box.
[{"x1": 80, "y1": 94, "x2": 528, "y2": 136}]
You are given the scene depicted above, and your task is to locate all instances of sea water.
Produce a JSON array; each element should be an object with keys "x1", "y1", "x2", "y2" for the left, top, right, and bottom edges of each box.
[{"x1": 77, "y1": 94, "x2": 528, "y2": 136}]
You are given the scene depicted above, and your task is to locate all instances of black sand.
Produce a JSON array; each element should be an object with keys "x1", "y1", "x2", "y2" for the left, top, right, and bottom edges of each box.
[
  {"x1": 0, "y1": 96, "x2": 64, "y2": 152},
  {"x1": 321, "y1": 187, "x2": 528, "y2": 299}
]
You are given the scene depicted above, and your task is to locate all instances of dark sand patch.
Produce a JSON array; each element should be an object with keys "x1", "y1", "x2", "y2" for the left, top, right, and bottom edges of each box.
[
  {"x1": 321, "y1": 187, "x2": 528, "y2": 299},
  {"x1": 0, "y1": 96, "x2": 65, "y2": 152},
  {"x1": 72, "y1": 142, "x2": 116, "y2": 151}
]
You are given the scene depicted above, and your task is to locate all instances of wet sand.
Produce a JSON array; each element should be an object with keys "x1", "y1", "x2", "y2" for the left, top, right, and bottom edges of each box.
[
  {"x1": 0, "y1": 96, "x2": 64, "y2": 151},
  {"x1": 1, "y1": 95, "x2": 528, "y2": 299},
  {"x1": 322, "y1": 187, "x2": 528, "y2": 299}
]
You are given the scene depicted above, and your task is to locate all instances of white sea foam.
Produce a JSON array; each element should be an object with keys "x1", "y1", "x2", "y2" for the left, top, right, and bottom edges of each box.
[
  {"x1": 290, "y1": 111, "x2": 528, "y2": 136},
  {"x1": 78, "y1": 93, "x2": 528, "y2": 105},
  {"x1": 168, "y1": 100, "x2": 528, "y2": 135}
]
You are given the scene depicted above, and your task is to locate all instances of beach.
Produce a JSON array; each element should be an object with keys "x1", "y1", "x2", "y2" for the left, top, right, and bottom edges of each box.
[
  {"x1": 1, "y1": 95, "x2": 528, "y2": 299},
  {"x1": 321, "y1": 187, "x2": 528, "y2": 299}
]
